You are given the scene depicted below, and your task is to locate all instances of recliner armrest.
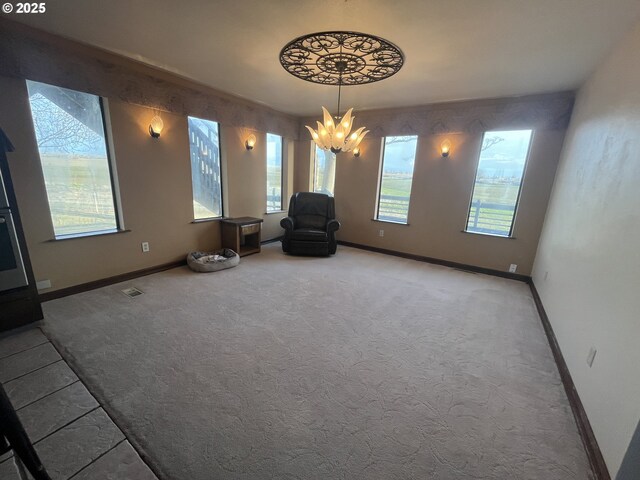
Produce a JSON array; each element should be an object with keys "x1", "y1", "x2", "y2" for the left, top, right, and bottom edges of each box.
[
  {"x1": 280, "y1": 216, "x2": 294, "y2": 231},
  {"x1": 327, "y1": 219, "x2": 340, "y2": 232}
]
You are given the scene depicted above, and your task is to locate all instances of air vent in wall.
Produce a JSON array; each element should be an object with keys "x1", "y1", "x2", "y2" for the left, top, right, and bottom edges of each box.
[{"x1": 121, "y1": 287, "x2": 144, "y2": 298}]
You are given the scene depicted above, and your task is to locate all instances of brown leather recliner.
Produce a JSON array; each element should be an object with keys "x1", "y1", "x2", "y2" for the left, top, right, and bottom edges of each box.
[{"x1": 280, "y1": 192, "x2": 340, "y2": 256}]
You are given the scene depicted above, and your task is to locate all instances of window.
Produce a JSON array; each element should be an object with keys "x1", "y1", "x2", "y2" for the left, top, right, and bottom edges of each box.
[
  {"x1": 313, "y1": 145, "x2": 336, "y2": 196},
  {"x1": 188, "y1": 116, "x2": 222, "y2": 219},
  {"x1": 26, "y1": 80, "x2": 119, "y2": 238},
  {"x1": 375, "y1": 136, "x2": 418, "y2": 224},
  {"x1": 266, "y1": 133, "x2": 283, "y2": 212},
  {"x1": 466, "y1": 130, "x2": 533, "y2": 237}
]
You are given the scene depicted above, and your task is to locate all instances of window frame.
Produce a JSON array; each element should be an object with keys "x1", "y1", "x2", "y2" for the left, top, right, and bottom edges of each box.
[
  {"x1": 187, "y1": 116, "x2": 224, "y2": 221},
  {"x1": 98, "y1": 98, "x2": 122, "y2": 234},
  {"x1": 26, "y1": 81, "x2": 123, "y2": 240},
  {"x1": 266, "y1": 133, "x2": 283, "y2": 213},
  {"x1": 374, "y1": 135, "x2": 419, "y2": 225},
  {"x1": 464, "y1": 129, "x2": 534, "y2": 238},
  {"x1": 312, "y1": 143, "x2": 336, "y2": 197}
]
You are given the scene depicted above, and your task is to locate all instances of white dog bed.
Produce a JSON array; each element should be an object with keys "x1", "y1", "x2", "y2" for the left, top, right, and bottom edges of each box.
[{"x1": 187, "y1": 249, "x2": 239, "y2": 273}]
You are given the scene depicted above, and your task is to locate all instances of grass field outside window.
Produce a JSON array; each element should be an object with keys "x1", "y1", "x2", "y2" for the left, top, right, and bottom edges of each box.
[
  {"x1": 26, "y1": 80, "x2": 119, "y2": 238},
  {"x1": 466, "y1": 130, "x2": 533, "y2": 236},
  {"x1": 376, "y1": 136, "x2": 418, "y2": 223}
]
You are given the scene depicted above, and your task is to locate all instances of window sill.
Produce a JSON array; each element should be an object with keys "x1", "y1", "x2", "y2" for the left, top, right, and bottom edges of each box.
[
  {"x1": 48, "y1": 229, "x2": 131, "y2": 242},
  {"x1": 461, "y1": 230, "x2": 516, "y2": 239},
  {"x1": 191, "y1": 217, "x2": 225, "y2": 224},
  {"x1": 265, "y1": 210, "x2": 286, "y2": 215},
  {"x1": 371, "y1": 218, "x2": 410, "y2": 226}
]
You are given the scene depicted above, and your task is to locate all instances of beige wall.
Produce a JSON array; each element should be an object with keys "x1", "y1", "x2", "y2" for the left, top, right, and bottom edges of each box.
[
  {"x1": 293, "y1": 140, "x2": 313, "y2": 194},
  {"x1": 222, "y1": 128, "x2": 292, "y2": 240},
  {"x1": 0, "y1": 75, "x2": 290, "y2": 292},
  {"x1": 0, "y1": 20, "x2": 296, "y2": 294},
  {"x1": 296, "y1": 94, "x2": 571, "y2": 275},
  {"x1": 0, "y1": 19, "x2": 299, "y2": 140},
  {"x1": 0, "y1": 20, "x2": 572, "y2": 288},
  {"x1": 532, "y1": 20, "x2": 640, "y2": 477},
  {"x1": 333, "y1": 131, "x2": 563, "y2": 274}
]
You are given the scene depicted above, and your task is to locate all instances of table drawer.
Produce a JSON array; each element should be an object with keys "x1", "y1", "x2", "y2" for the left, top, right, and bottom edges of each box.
[{"x1": 241, "y1": 223, "x2": 260, "y2": 235}]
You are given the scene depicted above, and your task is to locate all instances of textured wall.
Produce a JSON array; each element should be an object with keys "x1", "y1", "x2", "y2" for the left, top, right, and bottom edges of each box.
[
  {"x1": 221, "y1": 128, "x2": 293, "y2": 240},
  {"x1": 296, "y1": 93, "x2": 573, "y2": 275},
  {"x1": 0, "y1": 19, "x2": 298, "y2": 293},
  {"x1": 0, "y1": 76, "x2": 290, "y2": 292},
  {"x1": 0, "y1": 18, "x2": 299, "y2": 140},
  {"x1": 532, "y1": 21, "x2": 640, "y2": 477},
  {"x1": 299, "y1": 92, "x2": 574, "y2": 139},
  {"x1": 616, "y1": 420, "x2": 640, "y2": 480}
]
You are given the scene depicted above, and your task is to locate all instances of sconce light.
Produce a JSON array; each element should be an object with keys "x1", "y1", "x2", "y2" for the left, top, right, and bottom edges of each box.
[
  {"x1": 149, "y1": 115, "x2": 164, "y2": 138},
  {"x1": 440, "y1": 139, "x2": 451, "y2": 157},
  {"x1": 353, "y1": 147, "x2": 361, "y2": 158},
  {"x1": 245, "y1": 134, "x2": 256, "y2": 150}
]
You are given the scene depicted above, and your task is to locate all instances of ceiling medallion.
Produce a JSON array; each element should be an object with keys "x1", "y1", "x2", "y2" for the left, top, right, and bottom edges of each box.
[{"x1": 280, "y1": 31, "x2": 404, "y2": 154}]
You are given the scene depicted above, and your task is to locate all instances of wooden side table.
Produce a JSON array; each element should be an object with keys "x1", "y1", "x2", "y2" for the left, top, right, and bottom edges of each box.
[{"x1": 220, "y1": 217, "x2": 264, "y2": 257}]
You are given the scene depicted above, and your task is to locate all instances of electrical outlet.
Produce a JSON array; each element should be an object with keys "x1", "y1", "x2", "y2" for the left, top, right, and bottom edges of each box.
[
  {"x1": 587, "y1": 347, "x2": 597, "y2": 367},
  {"x1": 379, "y1": 229, "x2": 384, "y2": 237},
  {"x1": 509, "y1": 264, "x2": 517, "y2": 273},
  {"x1": 141, "y1": 242, "x2": 150, "y2": 253},
  {"x1": 36, "y1": 279, "x2": 51, "y2": 291}
]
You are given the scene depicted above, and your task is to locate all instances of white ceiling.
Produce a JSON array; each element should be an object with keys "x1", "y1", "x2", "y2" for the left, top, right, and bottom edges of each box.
[{"x1": 12, "y1": 0, "x2": 640, "y2": 116}]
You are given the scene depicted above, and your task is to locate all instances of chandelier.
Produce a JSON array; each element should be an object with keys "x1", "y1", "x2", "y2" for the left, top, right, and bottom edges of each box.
[{"x1": 280, "y1": 31, "x2": 404, "y2": 154}]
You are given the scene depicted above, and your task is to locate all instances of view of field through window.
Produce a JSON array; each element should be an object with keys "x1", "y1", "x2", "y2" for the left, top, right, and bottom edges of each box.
[
  {"x1": 26, "y1": 81, "x2": 118, "y2": 238},
  {"x1": 266, "y1": 134, "x2": 282, "y2": 212},
  {"x1": 376, "y1": 136, "x2": 418, "y2": 223},
  {"x1": 466, "y1": 130, "x2": 533, "y2": 236},
  {"x1": 313, "y1": 146, "x2": 336, "y2": 196},
  {"x1": 188, "y1": 116, "x2": 222, "y2": 219},
  {"x1": 23, "y1": 83, "x2": 532, "y2": 239}
]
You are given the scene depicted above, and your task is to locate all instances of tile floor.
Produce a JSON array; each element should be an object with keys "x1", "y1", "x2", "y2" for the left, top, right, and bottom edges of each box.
[{"x1": 0, "y1": 327, "x2": 158, "y2": 480}]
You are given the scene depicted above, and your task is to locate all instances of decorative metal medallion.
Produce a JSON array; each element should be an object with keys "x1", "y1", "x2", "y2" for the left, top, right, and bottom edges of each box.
[{"x1": 280, "y1": 31, "x2": 404, "y2": 86}]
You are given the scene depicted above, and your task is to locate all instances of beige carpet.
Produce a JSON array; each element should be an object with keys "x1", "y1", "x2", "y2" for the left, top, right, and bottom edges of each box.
[{"x1": 41, "y1": 244, "x2": 592, "y2": 479}]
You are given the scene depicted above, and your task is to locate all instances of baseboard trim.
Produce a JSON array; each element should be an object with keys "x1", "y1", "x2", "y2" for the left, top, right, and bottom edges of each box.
[
  {"x1": 337, "y1": 240, "x2": 531, "y2": 282},
  {"x1": 40, "y1": 240, "x2": 283, "y2": 302},
  {"x1": 261, "y1": 236, "x2": 283, "y2": 245},
  {"x1": 529, "y1": 281, "x2": 610, "y2": 480},
  {"x1": 340, "y1": 240, "x2": 609, "y2": 478},
  {"x1": 39, "y1": 259, "x2": 187, "y2": 302}
]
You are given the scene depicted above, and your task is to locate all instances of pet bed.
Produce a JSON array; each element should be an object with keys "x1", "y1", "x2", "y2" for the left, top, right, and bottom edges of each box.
[{"x1": 187, "y1": 249, "x2": 239, "y2": 273}]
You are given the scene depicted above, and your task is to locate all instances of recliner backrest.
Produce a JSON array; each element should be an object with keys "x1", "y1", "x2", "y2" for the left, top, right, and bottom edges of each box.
[{"x1": 288, "y1": 192, "x2": 335, "y2": 230}]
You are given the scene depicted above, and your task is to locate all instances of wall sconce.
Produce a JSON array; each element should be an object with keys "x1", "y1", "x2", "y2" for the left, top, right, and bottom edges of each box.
[
  {"x1": 149, "y1": 115, "x2": 164, "y2": 138},
  {"x1": 245, "y1": 134, "x2": 256, "y2": 150},
  {"x1": 440, "y1": 139, "x2": 451, "y2": 157},
  {"x1": 353, "y1": 147, "x2": 361, "y2": 157}
]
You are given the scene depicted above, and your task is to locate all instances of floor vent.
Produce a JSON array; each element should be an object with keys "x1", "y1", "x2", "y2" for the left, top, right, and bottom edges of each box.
[{"x1": 121, "y1": 287, "x2": 144, "y2": 298}]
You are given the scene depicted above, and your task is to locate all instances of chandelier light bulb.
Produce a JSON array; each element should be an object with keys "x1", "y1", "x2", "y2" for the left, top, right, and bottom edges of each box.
[{"x1": 306, "y1": 107, "x2": 369, "y2": 154}]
